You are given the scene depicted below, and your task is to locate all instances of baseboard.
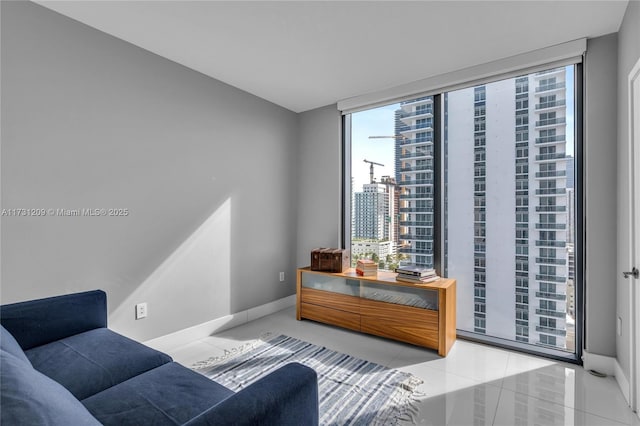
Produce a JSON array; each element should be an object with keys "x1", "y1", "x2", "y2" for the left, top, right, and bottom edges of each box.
[
  {"x1": 583, "y1": 350, "x2": 633, "y2": 408},
  {"x1": 582, "y1": 350, "x2": 616, "y2": 376},
  {"x1": 614, "y1": 359, "x2": 632, "y2": 406},
  {"x1": 144, "y1": 294, "x2": 296, "y2": 352},
  {"x1": 247, "y1": 294, "x2": 296, "y2": 322}
]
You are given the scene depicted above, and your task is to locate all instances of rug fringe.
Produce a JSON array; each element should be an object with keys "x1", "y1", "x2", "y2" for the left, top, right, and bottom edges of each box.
[
  {"x1": 400, "y1": 376, "x2": 425, "y2": 425},
  {"x1": 371, "y1": 374, "x2": 424, "y2": 426},
  {"x1": 191, "y1": 333, "x2": 426, "y2": 426},
  {"x1": 190, "y1": 331, "x2": 275, "y2": 370}
]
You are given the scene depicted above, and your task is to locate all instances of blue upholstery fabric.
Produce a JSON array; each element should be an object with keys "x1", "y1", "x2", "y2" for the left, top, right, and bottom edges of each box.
[
  {"x1": 0, "y1": 325, "x2": 30, "y2": 365},
  {"x1": 0, "y1": 350, "x2": 101, "y2": 426},
  {"x1": 82, "y1": 362, "x2": 233, "y2": 425},
  {"x1": 26, "y1": 327, "x2": 172, "y2": 400},
  {"x1": 0, "y1": 290, "x2": 107, "y2": 350},
  {"x1": 1, "y1": 290, "x2": 319, "y2": 425},
  {"x1": 184, "y1": 362, "x2": 319, "y2": 426}
]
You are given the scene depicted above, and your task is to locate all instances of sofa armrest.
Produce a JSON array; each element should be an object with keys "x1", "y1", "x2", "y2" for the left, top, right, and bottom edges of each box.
[
  {"x1": 184, "y1": 362, "x2": 319, "y2": 426},
  {"x1": 0, "y1": 290, "x2": 107, "y2": 350}
]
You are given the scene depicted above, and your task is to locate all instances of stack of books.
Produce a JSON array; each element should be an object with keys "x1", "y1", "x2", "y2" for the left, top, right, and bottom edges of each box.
[
  {"x1": 356, "y1": 259, "x2": 378, "y2": 276},
  {"x1": 395, "y1": 265, "x2": 440, "y2": 284}
]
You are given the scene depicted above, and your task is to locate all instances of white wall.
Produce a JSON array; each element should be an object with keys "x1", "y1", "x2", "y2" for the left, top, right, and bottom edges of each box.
[
  {"x1": 616, "y1": 0, "x2": 640, "y2": 383},
  {"x1": 0, "y1": 1, "x2": 299, "y2": 341}
]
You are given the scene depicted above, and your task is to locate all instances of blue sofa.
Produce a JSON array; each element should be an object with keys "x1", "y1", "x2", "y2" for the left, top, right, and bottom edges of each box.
[{"x1": 0, "y1": 290, "x2": 319, "y2": 425}]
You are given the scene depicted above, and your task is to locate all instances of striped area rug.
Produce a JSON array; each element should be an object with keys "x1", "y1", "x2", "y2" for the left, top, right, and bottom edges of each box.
[{"x1": 191, "y1": 334, "x2": 422, "y2": 426}]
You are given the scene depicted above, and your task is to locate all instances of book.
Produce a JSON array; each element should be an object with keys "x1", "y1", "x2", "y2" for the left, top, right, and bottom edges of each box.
[
  {"x1": 395, "y1": 265, "x2": 436, "y2": 277},
  {"x1": 396, "y1": 271, "x2": 436, "y2": 279},
  {"x1": 395, "y1": 274, "x2": 440, "y2": 284},
  {"x1": 356, "y1": 268, "x2": 377, "y2": 276},
  {"x1": 356, "y1": 259, "x2": 377, "y2": 276}
]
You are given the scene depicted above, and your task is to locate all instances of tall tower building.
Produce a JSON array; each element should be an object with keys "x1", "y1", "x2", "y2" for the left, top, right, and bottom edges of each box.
[
  {"x1": 446, "y1": 66, "x2": 571, "y2": 351},
  {"x1": 395, "y1": 96, "x2": 435, "y2": 268},
  {"x1": 531, "y1": 68, "x2": 569, "y2": 349},
  {"x1": 380, "y1": 176, "x2": 400, "y2": 254},
  {"x1": 514, "y1": 76, "x2": 529, "y2": 342},
  {"x1": 474, "y1": 85, "x2": 488, "y2": 334}
]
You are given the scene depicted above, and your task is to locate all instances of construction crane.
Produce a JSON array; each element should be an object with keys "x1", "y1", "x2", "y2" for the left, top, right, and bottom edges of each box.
[{"x1": 363, "y1": 159, "x2": 384, "y2": 184}]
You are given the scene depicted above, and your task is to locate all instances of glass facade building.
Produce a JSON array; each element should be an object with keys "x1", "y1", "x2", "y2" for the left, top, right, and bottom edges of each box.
[
  {"x1": 446, "y1": 66, "x2": 573, "y2": 351},
  {"x1": 394, "y1": 96, "x2": 435, "y2": 268}
]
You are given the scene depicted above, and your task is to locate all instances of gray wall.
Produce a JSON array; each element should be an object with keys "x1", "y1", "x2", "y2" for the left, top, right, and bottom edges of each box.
[
  {"x1": 584, "y1": 33, "x2": 618, "y2": 357},
  {"x1": 296, "y1": 105, "x2": 342, "y2": 267},
  {"x1": 616, "y1": 0, "x2": 640, "y2": 380},
  {"x1": 1, "y1": 1, "x2": 299, "y2": 341}
]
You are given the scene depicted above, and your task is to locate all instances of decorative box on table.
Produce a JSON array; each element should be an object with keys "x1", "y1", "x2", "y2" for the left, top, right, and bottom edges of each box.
[{"x1": 310, "y1": 248, "x2": 350, "y2": 273}]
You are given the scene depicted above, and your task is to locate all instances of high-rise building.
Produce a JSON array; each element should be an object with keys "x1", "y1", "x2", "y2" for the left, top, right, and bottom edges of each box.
[
  {"x1": 474, "y1": 85, "x2": 488, "y2": 334},
  {"x1": 353, "y1": 183, "x2": 389, "y2": 240},
  {"x1": 446, "y1": 67, "x2": 571, "y2": 351},
  {"x1": 532, "y1": 68, "x2": 569, "y2": 349},
  {"x1": 565, "y1": 156, "x2": 575, "y2": 189},
  {"x1": 394, "y1": 96, "x2": 435, "y2": 268},
  {"x1": 380, "y1": 176, "x2": 400, "y2": 254}
]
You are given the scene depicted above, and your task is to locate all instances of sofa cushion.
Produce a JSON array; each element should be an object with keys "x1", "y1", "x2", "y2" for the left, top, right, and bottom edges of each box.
[
  {"x1": 1, "y1": 325, "x2": 30, "y2": 366},
  {"x1": 82, "y1": 362, "x2": 233, "y2": 425},
  {"x1": 1, "y1": 349, "x2": 101, "y2": 426},
  {"x1": 26, "y1": 327, "x2": 172, "y2": 400}
]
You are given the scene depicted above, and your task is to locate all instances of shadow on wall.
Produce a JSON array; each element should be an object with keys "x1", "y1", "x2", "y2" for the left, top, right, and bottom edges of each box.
[{"x1": 109, "y1": 198, "x2": 232, "y2": 342}]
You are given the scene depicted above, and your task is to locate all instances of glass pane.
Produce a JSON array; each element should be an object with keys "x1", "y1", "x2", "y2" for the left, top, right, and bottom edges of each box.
[
  {"x1": 301, "y1": 273, "x2": 360, "y2": 297},
  {"x1": 444, "y1": 66, "x2": 576, "y2": 353},
  {"x1": 360, "y1": 282, "x2": 438, "y2": 310},
  {"x1": 350, "y1": 96, "x2": 435, "y2": 271}
]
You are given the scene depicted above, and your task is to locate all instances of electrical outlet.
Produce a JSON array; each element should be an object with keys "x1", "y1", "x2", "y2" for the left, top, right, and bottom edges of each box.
[
  {"x1": 279, "y1": 272, "x2": 285, "y2": 282},
  {"x1": 135, "y1": 303, "x2": 147, "y2": 320}
]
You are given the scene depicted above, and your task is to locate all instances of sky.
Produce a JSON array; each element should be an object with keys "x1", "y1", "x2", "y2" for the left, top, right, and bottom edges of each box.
[{"x1": 351, "y1": 103, "x2": 399, "y2": 191}]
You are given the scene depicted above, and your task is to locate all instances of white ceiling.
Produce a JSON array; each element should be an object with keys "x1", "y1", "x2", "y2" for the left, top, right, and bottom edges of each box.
[{"x1": 35, "y1": 0, "x2": 629, "y2": 113}]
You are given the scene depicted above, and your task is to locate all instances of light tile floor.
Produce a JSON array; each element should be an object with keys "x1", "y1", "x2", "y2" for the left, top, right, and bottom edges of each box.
[{"x1": 155, "y1": 307, "x2": 640, "y2": 426}]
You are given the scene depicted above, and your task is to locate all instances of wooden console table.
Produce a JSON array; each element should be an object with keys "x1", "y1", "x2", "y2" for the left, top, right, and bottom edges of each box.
[{"x1": 296, "y1": 267, "x2": 456, "y2": 356}]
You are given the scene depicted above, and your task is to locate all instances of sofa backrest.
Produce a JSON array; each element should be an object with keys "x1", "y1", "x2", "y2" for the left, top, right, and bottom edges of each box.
[
  {"x1": 0, "y1": 325, "x2": 31, "y2": 365},
  {"x1": 0, "y1": 290, "x2": 107, "y2": 350}
]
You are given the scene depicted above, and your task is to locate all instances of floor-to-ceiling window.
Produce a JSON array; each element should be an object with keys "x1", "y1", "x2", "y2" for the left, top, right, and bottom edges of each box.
[
  {"x1": 344, "y1": 64, "x2": 581, "y2": 361},
  {"x1": 445, "y1": 66, "x2": 578, "y2": 357}
]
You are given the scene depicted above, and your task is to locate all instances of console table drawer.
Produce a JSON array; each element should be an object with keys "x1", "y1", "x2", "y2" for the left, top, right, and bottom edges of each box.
[
  {"x1": 300, "y1": 287, "x2": 361, "y2": 314},
  {"x1": 360, "y1": 298, "x2": 439, "y2": 348},
  {"x1": 361, "y1": 315, "x2": 439, "y2": 349},
  {"x1": 300, "y1": 302, "x2": 361, "y2": 332}
]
